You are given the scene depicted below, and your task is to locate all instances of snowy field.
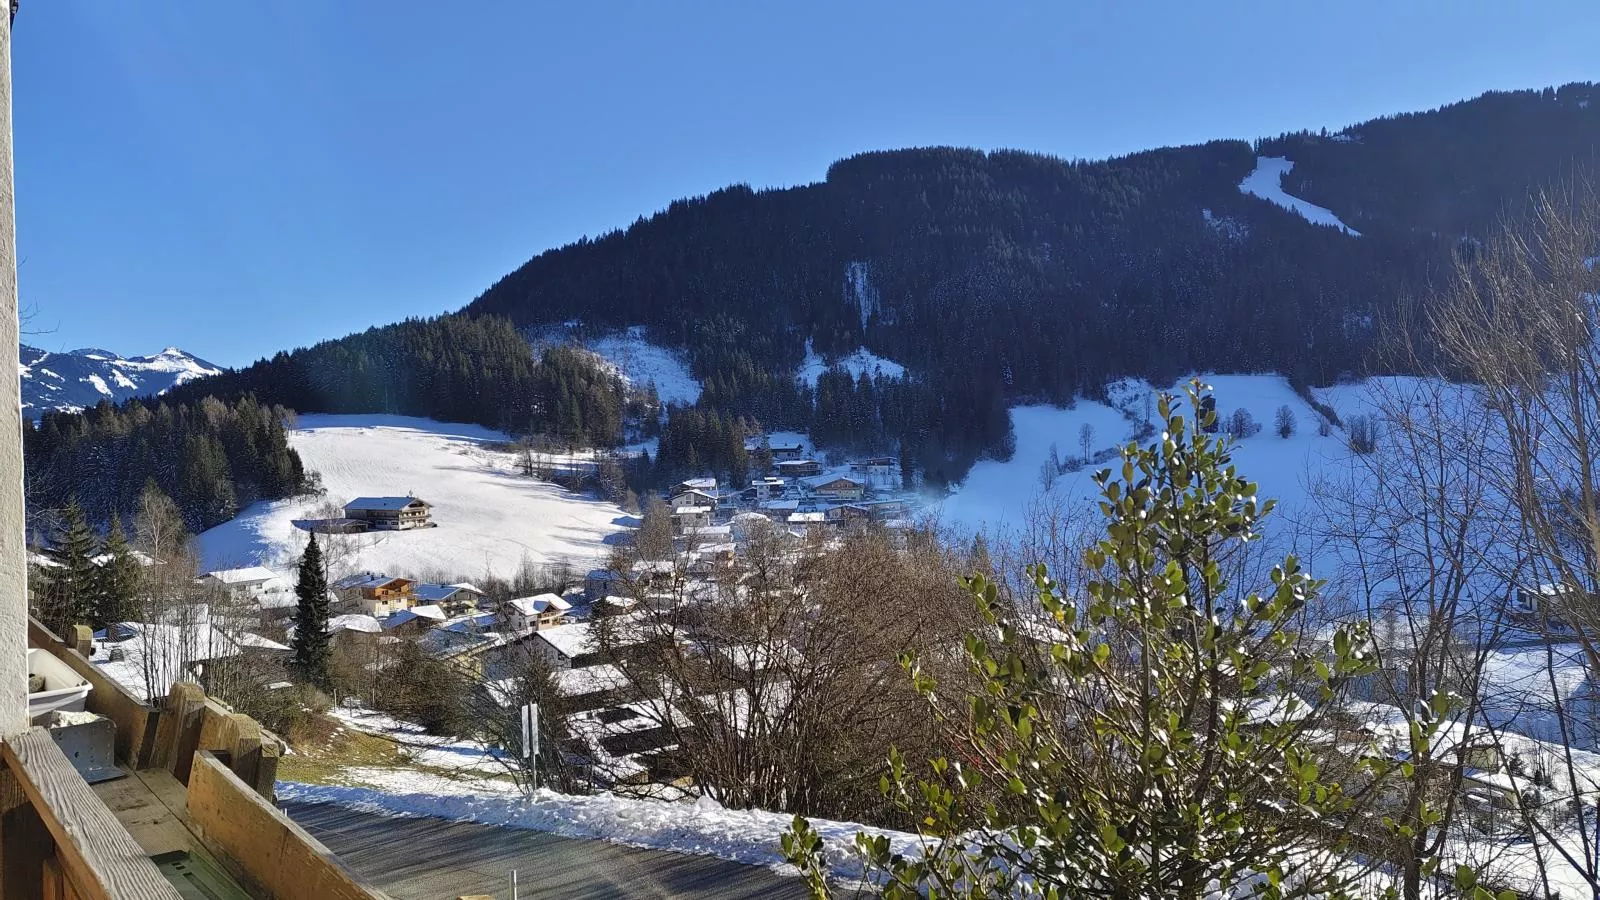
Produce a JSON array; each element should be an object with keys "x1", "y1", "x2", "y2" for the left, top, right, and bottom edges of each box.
[
  {"x1": 1239, "y1": 156, "x2": 1361, "y2": 236},
  {"x1": 941, "y1": 374, "x2": 1353, "y2": 535},
  {"x1": 196, "y1": 414, "x2": 631, "y2": 581}
]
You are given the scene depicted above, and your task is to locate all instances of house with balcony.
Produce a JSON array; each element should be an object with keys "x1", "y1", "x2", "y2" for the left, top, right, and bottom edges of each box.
[{"x1": 342, "y1": 495, "x2": 433, "y2": 530}]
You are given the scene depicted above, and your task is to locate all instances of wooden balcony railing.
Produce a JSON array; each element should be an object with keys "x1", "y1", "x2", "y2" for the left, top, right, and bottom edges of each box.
[
  {"x1": 0, "y1": 728, "x2": 182, "y2": 899},
  {"x1": 3, "y1": 618, "x2": 390, "y2": 899}
]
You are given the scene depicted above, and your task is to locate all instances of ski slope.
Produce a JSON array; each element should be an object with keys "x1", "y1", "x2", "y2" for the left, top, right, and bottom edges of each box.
[
  {"x1": 1239, "y1": 156, "x2": 1360, "y2": 236},
  {"x1": 197, "y1": 415, "x2": 631, "y2": 582},
  {"x1": 942, "y1": 374, "x2": 1364, "y2": 536}
]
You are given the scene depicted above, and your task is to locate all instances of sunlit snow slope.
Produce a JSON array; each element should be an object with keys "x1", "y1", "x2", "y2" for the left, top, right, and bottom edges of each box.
[{"x1": 197, "y1": 415, "x2": 630, "y2": 581}]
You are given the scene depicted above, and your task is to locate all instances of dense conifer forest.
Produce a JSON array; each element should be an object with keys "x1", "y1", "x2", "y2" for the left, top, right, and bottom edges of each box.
[
  {"x1": 57, "y1": 83, "x2": 1600, "y2": 490},
  {"x1": 26, "y1": 395, "x2": 307, "y2": 534}
]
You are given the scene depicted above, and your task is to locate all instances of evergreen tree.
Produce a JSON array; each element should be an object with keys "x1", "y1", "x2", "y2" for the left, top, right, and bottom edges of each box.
[
  {"x1": 783, "y1": 385, "x2": 1384, "y2": 896},
  {"x1": 94, "y1": 514, "x2": 141, "y2": 629},
  {"x1": 291, "y1": 533, "x2": 332, "y2": 690},
  {"x1": 48, "y1": 500, "x2": 98, "y2": 635}
]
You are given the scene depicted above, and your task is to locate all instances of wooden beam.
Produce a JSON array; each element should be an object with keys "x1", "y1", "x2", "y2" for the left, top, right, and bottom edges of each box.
[
  {"x1": 187, "y1": 752, "x2": 389, "y2": 900},
  {"x1": 149, "y1": 683, "x2": 205, "y2": 781},
  {"x1": 2, "y1": 728, "x2": 182, "y2": 899}
]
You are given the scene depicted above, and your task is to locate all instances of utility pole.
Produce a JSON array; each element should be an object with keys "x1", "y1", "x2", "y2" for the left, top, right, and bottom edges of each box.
[{"x1": 0, "y1": 0, "x2": 25, "y2": 740}]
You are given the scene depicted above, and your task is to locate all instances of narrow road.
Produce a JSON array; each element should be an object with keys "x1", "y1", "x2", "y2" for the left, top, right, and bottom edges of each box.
[{"x1": 285, "y1": 801, "x2": 810, "y2": 900}]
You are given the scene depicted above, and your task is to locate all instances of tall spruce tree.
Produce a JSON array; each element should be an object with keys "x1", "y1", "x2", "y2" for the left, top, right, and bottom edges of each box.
[
  {"x1": 291, "y1": 533, "x2": 332, "y2": 690},
  {"x1": 49, "y1": 500, "x2": 99, "y2": 635},
  {"x1": 94, "y1": 514, "x2": 141, "y2": 629}
]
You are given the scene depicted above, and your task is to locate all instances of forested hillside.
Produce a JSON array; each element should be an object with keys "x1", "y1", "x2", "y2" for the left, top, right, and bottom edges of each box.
[
  {"x1": 138, "y1": 83, "x2": 1600, "y2": 484},
  {"x1": 26, "y1": 395, "x2": 306, "y2": 534}
]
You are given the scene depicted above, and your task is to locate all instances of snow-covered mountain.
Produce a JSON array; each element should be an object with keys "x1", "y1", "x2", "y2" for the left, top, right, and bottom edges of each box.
[{"x1": 20, "y1": 345, "x2": 223, "y2": 416}]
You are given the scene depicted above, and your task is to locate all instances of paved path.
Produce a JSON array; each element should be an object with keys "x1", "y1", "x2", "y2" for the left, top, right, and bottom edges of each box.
[{"x1": 285, "y1": 801, "x2": 810, "y2": 900}]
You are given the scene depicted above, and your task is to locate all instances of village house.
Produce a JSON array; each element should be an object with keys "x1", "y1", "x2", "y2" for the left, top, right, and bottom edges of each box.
[
  {"x1": 748, "y1": 476, "x2": 786, "y2": 501},
  {"x1": 672, "y1": 505, "x2": 712, "y2": 535},
  {"x1": 413, "y1": 582, "x2": 487, "y2": 617},
  {"x1": 504, "y1": 593, "x2": 573, "y2": 633},
  {"x1": 342, "y1": 496, "x2": 433, "y2": 531},
  {"x1": 670, "y1": 488, "x2": 719, "y2": 512},
  {"x1": 418, "y1": 613, "x2": 505, "y2": 677},
  {"x1": 585, "y1": 567, "x2": 622, "y2": 601},
  {"x1": 533, "y1": 621, "x2": 603, "y2": 670},
  {"x1": 868, "y1": 498, "x2": 910, "y2": 520},
  {"x1": 333, "y1": 572, "x2": 419, "y2": 618},
  {"x1": 675, "y1": 476, "x2": 718, "y2": 494},
  {"x1": 380, "y1": 603, "x2": 447, "y2": 636},
  {"x1": 742, "y1": 435, "x2": 806, "y2": 458},
  {"x1": 825, "y1": 503, "x2": 872, "y2": 523},
  {"x1": 774, "y1": 459, "x2": 822, "y2": 478},
  {"x1": 730, "y1": 511, "x2": 772, "y2": 542},
  {"x1": 850, "y1": 456, "x2": 899, "y2": 489},
  {"x1": 801, "y1": 474, "x2": 867, "y2": 502},
  {"x1": 199, "y1": 566, "x2": 286, "y2": 603},
  {"x1": 1511, "y1": 583, "x2": 1579, "y2": 628},
  {"x1": 759, "y1": 498, "x2": 800, "y2": 520}
]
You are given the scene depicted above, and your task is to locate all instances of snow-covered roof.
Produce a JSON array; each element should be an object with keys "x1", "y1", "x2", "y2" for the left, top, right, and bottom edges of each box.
[
  {"x1": 344, "y1": 496, "x2": 429, "y2": 511},
  {"x1": 555, "y1": 663, "x2": 629, "y2": 697},
  {"x1": 673, "y1": 506, "x2": 710, "y2": 517},
  {"x1": 327, "y1": 614, "x2": 382, "y2": 634},
  {"x1": 536, "y1": 622, "x2": 597, "y2": 660},
  {"x1": 203, "y1": 566, "x2": 279, "y2": 586},
  {"x1": 775, "y1": 459, "x2": 818, "y2": 469},
  {"x1": 447, "y1": 582, "x2": 485, "y2": 595},
  {"x1": 671, "y1": 489, "x2": 717, "y2": 502},
  {"x1": 678, "y1": 477, "x2": 717, "y2": 492},
  {"x1": 235, "y1": 632, "x2": 291, "y2": 652},
  {"x1": 761, "y1": 499, "x2": 800, "y2": 512},
  {"x1": 382, "y1": 605, "x2": 447, "y2": 629},
  {"x1": 93, "y1": 616, "x2": 242, "y2": 703},
  {"x1": 414, "y1": 583, "x2": 474, "y2": 603},
  {"x1": 334, "y1": 572, "x2": 408, "y2": 591},
  {"x1": 801, "y1": 474, "x2": 865, "y2": 488},
  {"x1": 787, "y1": 512, "x2": 826, "y2": 524},
  {"x1": 508, "y1": 593, "x2": 572, "y2": 616}
]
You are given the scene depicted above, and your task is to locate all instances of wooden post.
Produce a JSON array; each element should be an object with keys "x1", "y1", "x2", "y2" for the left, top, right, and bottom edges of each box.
[
  {"x1": 0, "y1": 0, "x2": 28, "y2": 742},
  {"x1": 151, "y1": 682, "x2": 206, "y2": 779},
  {"x1": 226, "y1": 714, "x2": 263, "y2": 789}
]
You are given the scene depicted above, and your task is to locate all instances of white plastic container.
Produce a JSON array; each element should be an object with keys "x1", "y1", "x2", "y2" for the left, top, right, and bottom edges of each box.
[{"x1": 27, "y1": 649, "x2": 92, "y2": 723}]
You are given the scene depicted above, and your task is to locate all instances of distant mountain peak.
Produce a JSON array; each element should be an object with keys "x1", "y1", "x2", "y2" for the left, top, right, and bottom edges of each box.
[{"x1": 20, "y1": 344, "x2": 223, "y2": 417}]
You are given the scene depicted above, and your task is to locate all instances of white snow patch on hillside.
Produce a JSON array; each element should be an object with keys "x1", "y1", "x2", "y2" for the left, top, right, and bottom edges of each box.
[
  {"x1": 83, "y1": 373, "x2": 111, "y2": 396},
  {"x1": 797, "y1": 340, "x2": 906, "y2": 387},
  {"x1": 941, "y1": 375, "x2": 1349, "y2": 534},
  {"x1": 1239, "y1": 157, "x2": 1360, "y2": 236},
  {"x1": 587, "y1": 328, "x2": 702, "y2": 406},
  {"x1": 196, "y1": 415, "x2": 629, "y2": 580},
  {"x1": 846, "y1": 261, "x2": 878, "y2": 331},
  {"x1": 277, "y1": 779, "x2": 919, "y2": 882}
]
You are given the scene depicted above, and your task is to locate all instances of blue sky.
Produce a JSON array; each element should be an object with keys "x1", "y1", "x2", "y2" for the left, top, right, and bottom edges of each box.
[{"x1": 14, "y1": 1, "x2": 1599, "y2": 367}]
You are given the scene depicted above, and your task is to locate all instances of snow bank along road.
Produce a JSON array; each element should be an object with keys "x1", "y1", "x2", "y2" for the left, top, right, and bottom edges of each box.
[{"x1": 286, "y1": 801, "x2": 807, "y2": 899}]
